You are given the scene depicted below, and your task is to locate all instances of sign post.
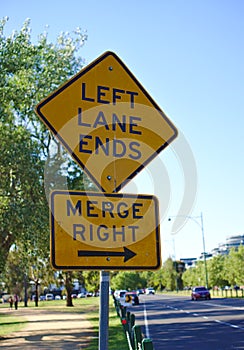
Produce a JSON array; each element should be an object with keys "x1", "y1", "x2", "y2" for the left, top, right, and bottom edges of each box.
[
  {"x1": 99, "y1": 271, "x2": 109, "y2": 350},
  {"x1": 35, "y1": 51, "x2": 178, "y2": 350}
]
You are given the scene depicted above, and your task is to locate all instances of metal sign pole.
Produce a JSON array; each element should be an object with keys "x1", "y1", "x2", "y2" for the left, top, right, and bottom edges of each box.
[{"x1": 99, "y1": 270, "x2": 110, "y2": 350}]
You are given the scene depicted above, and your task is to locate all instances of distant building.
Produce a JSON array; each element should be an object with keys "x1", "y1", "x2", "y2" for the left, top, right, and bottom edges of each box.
[
  {"x1": 211, "y1": 234, "x2": 244, "y2": 256},
  {"x1": 179, "y1": 234, "x2": 244, "y2": 267},
  {"x1": 179, "y1": 258, "x2": 197, "y2": 268},
  {"x1": 180, "y1": 253, "x2": 212, "y2": 269},
  {"x1": 198, "y1": 252, "x2": 212, "y2": 260}
]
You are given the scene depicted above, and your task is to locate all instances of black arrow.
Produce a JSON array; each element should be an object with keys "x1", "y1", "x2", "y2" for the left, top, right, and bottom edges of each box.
[{"x1": 77, "y1": 247, "x2": 136, "y2": 262}]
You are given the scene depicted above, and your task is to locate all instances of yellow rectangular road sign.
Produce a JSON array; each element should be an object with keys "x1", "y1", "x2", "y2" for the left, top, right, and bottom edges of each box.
[
  {"x1": 50, "y1": 191, "x2": 161, "y2": 270},
  {"x1": 36, "y1": 51, "x2": 177, "y2": 193}
]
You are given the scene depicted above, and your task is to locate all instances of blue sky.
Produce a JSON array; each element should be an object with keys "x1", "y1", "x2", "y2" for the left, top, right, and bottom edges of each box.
[{"x1": 2, "y1": 0, "x2": 244, "y2": 260}]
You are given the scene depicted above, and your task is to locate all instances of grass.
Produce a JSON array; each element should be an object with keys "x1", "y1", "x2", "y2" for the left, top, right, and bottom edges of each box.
[
  {"x1": 108, "y1": 311, "x2": 129, "y2": 350},
  {"x1": 0, "y1": 313, "x2": 27, "y2": 337},
  {"x1": 0, "y1": 297, "x2": 129, "y2": 350}
]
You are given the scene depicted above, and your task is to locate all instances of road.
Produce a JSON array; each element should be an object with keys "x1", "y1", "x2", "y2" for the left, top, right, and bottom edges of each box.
[{"x1": 128, "y1": 294, "x2": 244, "y2": 350}]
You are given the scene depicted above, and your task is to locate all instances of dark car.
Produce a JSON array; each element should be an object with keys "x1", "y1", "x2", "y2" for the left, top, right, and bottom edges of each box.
[
  {"x1": 191, "y1": 286, "x2": 211, "y2": 300},
  {"x1": 136, "y1": 289, "x2": 145, "y2": 295},
  {"x1": 125, "y1": 292, "x2": 139, "y2": 305}
]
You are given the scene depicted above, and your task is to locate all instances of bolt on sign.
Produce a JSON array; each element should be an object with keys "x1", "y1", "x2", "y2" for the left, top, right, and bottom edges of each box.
[
  {"x1": 35, "y1": 51, "x2": 178, "y2": 193},
  {"x1": 50, "y1": 191, "x2": 161, "y2": 270}
]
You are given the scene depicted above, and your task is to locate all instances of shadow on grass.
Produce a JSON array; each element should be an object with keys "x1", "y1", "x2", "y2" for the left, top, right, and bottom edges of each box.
[{"x1": 0, "y1": 320, "x2": 28, "y2": 326}]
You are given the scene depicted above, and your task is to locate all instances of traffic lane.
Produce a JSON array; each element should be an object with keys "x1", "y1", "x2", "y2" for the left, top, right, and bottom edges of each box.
[
  {"x1": 143, "y1": 294, "x2": 244, "y2": 327},
  {"x1": 136, "y1": 295, "x2": 244, "y2": 350},
  {"x1": 165, "y1": 296, "x2": 244, "y2": 330},
  {"x1": 189, "y1": 300, "x2": 244, "y2": 330},
  {"x1": 129, "y1": 295, "x2": 244, "y2": 350}
]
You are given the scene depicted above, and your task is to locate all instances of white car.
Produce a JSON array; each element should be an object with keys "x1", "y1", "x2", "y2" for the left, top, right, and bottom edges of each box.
[
  {"x1": 145, "y1": 287, "x2": 155, "y2": 295},
  {"x1": 77, "y1": 292, "x2": 86, "y2": 298},
  {"x1": 45, "y1": 293, "x2": 54, "y2": 300},
  {"x1": 114, "y1": 290, "x2": 127, "y2": 300}
]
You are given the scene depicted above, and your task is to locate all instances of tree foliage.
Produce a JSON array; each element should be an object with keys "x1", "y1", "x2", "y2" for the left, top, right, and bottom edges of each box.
[
  {"x1": 223, "y1": 246, "x2": 244, "y2": 286},
  {"x1": 208, "y1": 254, "x2": 228, "y2": 287},
  {"x1": 161, "y1": 258, "x2": 177, "y2": 290},
  {"x1": 0, "y1": 123, "x2": 47, "y2": 271},
  {"x1": 82, "y1": 271, "x2": 100, "y2": 293},
  {"x1": 0, "y1": 17, "x2": 87, "y2": 277},
  {"x1": 182, "y1": 246, "x2": 244, "y2": 289},
  {"x1": 110, "y1": 271, "x2": 147, "y2": 291}
]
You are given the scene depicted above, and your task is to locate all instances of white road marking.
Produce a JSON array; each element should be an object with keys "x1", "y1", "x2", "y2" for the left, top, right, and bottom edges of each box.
[
  {"x1": 164, "y1": 303, "x2": 244, "y2": 330},
  {"x1": 214, "y1": 319, "x2": 244, "y2": 330},
  {"x1": 204, "y1": 301, "x2": 244, "y2": 310},
  {"x1": 143, "y1": 302, "x2": 150, "y2": 338}
]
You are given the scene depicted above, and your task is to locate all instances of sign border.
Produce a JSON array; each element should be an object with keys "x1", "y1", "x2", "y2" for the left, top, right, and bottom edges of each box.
[
  {"x1": 36, "y1": 51, "x2": 178, "y2": 193},
  {"x1": 50, "y1": 190, "x2": 161, "y2": 270}
]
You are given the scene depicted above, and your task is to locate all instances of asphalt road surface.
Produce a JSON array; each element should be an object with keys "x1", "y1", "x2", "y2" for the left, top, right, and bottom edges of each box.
[{"x1": 128, "y1": 294, "x2": 244, "y2": 350}]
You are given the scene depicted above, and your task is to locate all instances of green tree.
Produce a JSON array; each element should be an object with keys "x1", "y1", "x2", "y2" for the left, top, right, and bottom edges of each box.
[
  {"x1": 4, "y1": 245, "x2": 55, "y2": 306},
  {"x1": 140, "y1": 271, "x2": 155, "y2": 288},
  {"x1": 224, "y1": 246, "x2": 244, "y2": 286},
  {"x1": 151, "y1": 268, "x2": 165, "y2": 291},
  {"x1": 3, "y1": 250, "x2": 24, "y2": 296},
  {"x1": 182, "y1": 265, "x2": 199, "y2": 288},
  {"x1": 110, "y1": 272, "x2": 147, "y2": 291},
  {"x1": 0, "y1": 124, "x2": 47, "y2": 272},
  {"x1": 0, "y1": 17, "x2": 89, "y2": 307},
  {"x1": 0, "y1": 17, "x2": 87, "y2": 277},
  {"x1": 208, "y1": 254, "x2": 228, "y2": 288},
  {"x1": 162, "y1": 258, "x2": 177, "y2": 291},
  {"x1": 82, "y1": 271, "x2": 100, "y2": 293}
]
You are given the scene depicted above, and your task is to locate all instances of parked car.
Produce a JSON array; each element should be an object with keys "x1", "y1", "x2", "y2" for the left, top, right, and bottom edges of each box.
[
  {"x1": 77, "y1": 292, "x2": 86, "y2": 298},
  {"x1": 45, "y1": 293, "x2": 54, "y2": 301},
  {"x1": 137, "y1": 289, "x2": 145, "y2": 295},
  {"x1": 145, "y1": 287, "x2": 155, "y2": 295},
  {"x1": 0, "y1": 293, "x2": 10, "y2": 303},
  {"x1": 191, "y1": 286, "x2": 211, "y2": 301},
  {"x1": 114, "y1": 290, "x2": 127, "y2": 300},
  {"x1": 125, "y1": 291, "x2": 139, "y2": 305}
]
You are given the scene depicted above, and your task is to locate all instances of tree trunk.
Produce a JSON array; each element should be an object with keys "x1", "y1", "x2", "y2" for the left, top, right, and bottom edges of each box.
[
  {"x1": 35, "y1": 280, "x2": 39, "y2": 307},
  {"x1": 0, "y1": 232, "x2": 14, "y2": 274},
  {"x1": 65, "y1": 272, "x2": 73, "y2": 307}
]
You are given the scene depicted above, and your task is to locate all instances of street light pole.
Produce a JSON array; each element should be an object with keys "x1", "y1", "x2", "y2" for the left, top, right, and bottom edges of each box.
[
  {"x1": 168, "y1": 212, "x2": 209, "y2": 289},
  {"x1": 200, "y1": 212, "x2": 209, "y2": 289}
]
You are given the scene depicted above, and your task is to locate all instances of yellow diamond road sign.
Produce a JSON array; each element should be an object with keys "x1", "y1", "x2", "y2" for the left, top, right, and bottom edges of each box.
[
  {"x1": 35, "y1": 51, "x2": 178, "y2": 193},
  {"x1": 50, "y1": 191, "x2": 161, "y2": 270}
]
